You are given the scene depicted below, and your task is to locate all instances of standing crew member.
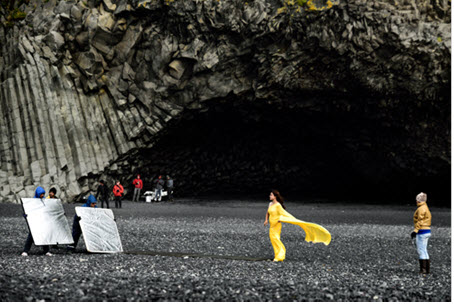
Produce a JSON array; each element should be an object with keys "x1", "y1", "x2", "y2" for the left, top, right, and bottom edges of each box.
[
  {"x1": 132, "y1": 174, "x2": 143, "y2": 202},
  {"x1": 21, "y1": 187, "x2": 52, "y2": 256},
  {"x1": 47, "y1": 187, "x2": 59, "y2": 249},
  {"x1": 166, "y1": 175, "x2": 174, "y2": 202},
  {"x1": 411, "y1": 192, "x2": 432, "y2": 274},
  {"x1": 67, "y1": 195, "x2": 97, "y2": 252},
  {"x1": 113, "y1": 181, "x2": 124, "y2": 208},
  {"x1": 153, "y1": 175, "x2": 164, "y2": 202},
  {"x1": 46, "y1": 187, "x2": 58, "y2": 199},
  {"x1": 96, "y1": 180, "x2": 110, "y2": 208}
]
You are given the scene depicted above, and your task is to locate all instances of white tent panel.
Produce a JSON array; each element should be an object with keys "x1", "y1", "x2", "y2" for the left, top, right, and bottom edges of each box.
[
  {"x1": 75, "y1": 207, "x2": 123, "y2": 253},
  {"x1": 21, "y1": 198, "x2": 74, "y2": 245}
]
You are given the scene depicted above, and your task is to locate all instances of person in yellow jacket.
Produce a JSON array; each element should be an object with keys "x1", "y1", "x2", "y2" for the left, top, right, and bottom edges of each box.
[
  {"x1": 410, "y1": 192, "x2": 432, "y2": 274},
  {"x1": 263, "y1": 190, "x2": 331, "y2": 262}
]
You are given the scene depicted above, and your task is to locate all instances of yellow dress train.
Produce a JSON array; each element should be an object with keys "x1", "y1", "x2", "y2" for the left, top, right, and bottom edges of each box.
[{"x1": 267, "y1": 203, "x2": 331, "y2": 261}]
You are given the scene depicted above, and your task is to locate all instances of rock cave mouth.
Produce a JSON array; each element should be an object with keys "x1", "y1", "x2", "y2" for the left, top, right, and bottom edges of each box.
[{"x1": 128, "y1": 97, "x2": 450, "y2": 204}]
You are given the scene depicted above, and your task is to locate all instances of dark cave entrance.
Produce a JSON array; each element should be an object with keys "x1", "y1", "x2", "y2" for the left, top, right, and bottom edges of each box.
[{"x1": 134, "y1": 98, "x2": 450, "y2": 203}]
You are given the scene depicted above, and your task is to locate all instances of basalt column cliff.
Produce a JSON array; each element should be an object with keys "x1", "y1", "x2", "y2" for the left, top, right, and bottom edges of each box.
[{"x1": 0, "y1": 0, "x2": 450, "y2": 203}]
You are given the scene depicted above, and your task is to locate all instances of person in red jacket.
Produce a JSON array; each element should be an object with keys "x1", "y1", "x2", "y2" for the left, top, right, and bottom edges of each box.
[
  {"x1": 132, "y1": 174, "x2": 143, "y2": 202},
  {"x1": 113, "y1": 181, "x2": 124, "y2": 208}
]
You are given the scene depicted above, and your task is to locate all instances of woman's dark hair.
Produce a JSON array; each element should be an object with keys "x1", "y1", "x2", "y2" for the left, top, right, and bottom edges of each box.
[
  {"x1": 272, "y1": 189, "x2": 286, "y2": 209},
  {"x1": 49, "y1": 187, "x2": 57, "y2": 195}
]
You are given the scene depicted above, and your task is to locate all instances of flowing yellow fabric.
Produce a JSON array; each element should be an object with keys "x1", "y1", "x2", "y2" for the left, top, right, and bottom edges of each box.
[{"x1": 268, "y1": 203, "x2": 331, "y2": 261}]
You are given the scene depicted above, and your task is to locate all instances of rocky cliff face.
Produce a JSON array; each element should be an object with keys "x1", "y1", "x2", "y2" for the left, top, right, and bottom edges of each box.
[{"x1": 0, "y1": 0, "x2": 450, "y2": 203}]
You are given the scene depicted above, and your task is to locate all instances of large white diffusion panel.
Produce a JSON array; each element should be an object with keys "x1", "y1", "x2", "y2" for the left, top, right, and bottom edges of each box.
[
  {"x1": 75, "y1": 207, "x2": 123, "y2": 253},
  {"x1": 21, "y1": 198, "x2": 74, "y2": 245}
]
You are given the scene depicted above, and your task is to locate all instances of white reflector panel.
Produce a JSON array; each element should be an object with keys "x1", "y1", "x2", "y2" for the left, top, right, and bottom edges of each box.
[
  {"x1": 75, "y1": 207, "x2": 123, "y2": 253},
  {"x1": 21, "y1": 198, "x2": 74, "y2": 245}
]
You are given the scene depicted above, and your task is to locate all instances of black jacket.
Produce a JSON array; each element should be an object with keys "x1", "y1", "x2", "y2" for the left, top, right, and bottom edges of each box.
[{"x1": 96, "y1": 184, "x2": 109, "y2": 199}]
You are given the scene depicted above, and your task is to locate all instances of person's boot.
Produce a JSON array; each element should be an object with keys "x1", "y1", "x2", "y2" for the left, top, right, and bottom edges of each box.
[
  {"x1": 419, "y1": 260, "x2": 424, "y2": 274},
  {"x1": 426, "y1": 259, "x2": 430, "y2": 274},
  {"x1": 421, "y1": 260, "x2": 428, "y2": 275}
]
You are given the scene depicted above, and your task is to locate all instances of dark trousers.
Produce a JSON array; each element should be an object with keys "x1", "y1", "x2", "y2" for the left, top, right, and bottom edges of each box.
[
  {"x1": 115, "y1": 196, "x2": 122, "y2": 208},
  {"x1": 23, "y1": 232, "x2": 49, "y2": 254},
  {"x1": 72, "y1": 216, "x2": 82, "y2": 248},
  {"x1": 99, "y1": 197, "x2": 109, "y2": 209},
  {"x1": 168, "y1": 188, "x2": 174, "y2": 200}
]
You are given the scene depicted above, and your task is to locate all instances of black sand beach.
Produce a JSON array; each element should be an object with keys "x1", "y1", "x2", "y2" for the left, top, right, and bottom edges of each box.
[{"x1": 0, "y1": 199, "x2": 450, "y2": 301}]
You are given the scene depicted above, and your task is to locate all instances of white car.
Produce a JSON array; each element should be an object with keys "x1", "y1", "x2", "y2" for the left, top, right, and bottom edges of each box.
[{"x1": 143, "y1": 190, "x2": 168, "y2": 202}]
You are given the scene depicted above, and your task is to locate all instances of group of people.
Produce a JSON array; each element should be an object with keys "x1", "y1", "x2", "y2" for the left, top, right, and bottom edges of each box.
[
  {"x1": 21, "y1": 187, "x2": 97, "y2": 256},
  {"x1": 20, "y1": 185, "x2": 433, "y2": 275},
  {"x1": 131, "y1": 174, "x2": 174, "y2": 202},
  {"x1": 94, "y1": 180, "x2": 124, "y2": 209},
  {"x1": 92, "y1": 174, "x2": 175, "y2": 209}
]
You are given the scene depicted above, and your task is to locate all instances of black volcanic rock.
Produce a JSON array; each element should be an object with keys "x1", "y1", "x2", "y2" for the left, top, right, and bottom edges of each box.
[{"x1": 0, "y1": 0, "x2": 450, "y2": 203}]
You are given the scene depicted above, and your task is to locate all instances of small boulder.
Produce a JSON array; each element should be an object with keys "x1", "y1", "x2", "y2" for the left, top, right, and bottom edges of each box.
[
  {"x1": 168, "y1": 59, "x2": 186, "y2": 80},
  {"x1": 43, "y1": 31, "x2": 65, "y2": 52}
]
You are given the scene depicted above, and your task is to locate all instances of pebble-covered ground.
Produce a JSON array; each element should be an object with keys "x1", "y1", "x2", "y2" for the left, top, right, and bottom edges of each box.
[{"x1": 0, "y1": 199, "x2": 451, "y2": 301}]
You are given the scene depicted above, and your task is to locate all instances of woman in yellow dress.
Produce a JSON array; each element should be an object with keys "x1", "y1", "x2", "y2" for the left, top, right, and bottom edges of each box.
[{"x1": 264, "y1": 190, "x2": 331, "y2": 262}]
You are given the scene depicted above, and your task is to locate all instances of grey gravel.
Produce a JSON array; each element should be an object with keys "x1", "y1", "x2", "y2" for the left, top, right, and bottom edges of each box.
[{"x1": 0, "y1": 200, "x2": 450, "y2": 301}]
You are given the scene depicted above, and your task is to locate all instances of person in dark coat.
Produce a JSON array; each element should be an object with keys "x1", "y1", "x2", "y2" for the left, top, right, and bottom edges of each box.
[
  {"x1": 96, "y1": 180, "x2": 110, "y2": 208},
  {"x1": 67, "y1": 195, "x2": 97, "y2": 252},
  {"x1": 21, "y1": 187, "x2": 52, "y2": 256},
  {"x1": 166, "y1": 175, "x2": 174, "y2": 202},
  {"x1": 153, "y1": 175, "x2": 165, "y2": 202}
]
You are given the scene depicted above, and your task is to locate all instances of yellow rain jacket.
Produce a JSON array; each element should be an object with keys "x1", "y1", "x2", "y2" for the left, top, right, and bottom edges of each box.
[{"x1": 413, "y1": 201, "x2": 431, "y2": 233}]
